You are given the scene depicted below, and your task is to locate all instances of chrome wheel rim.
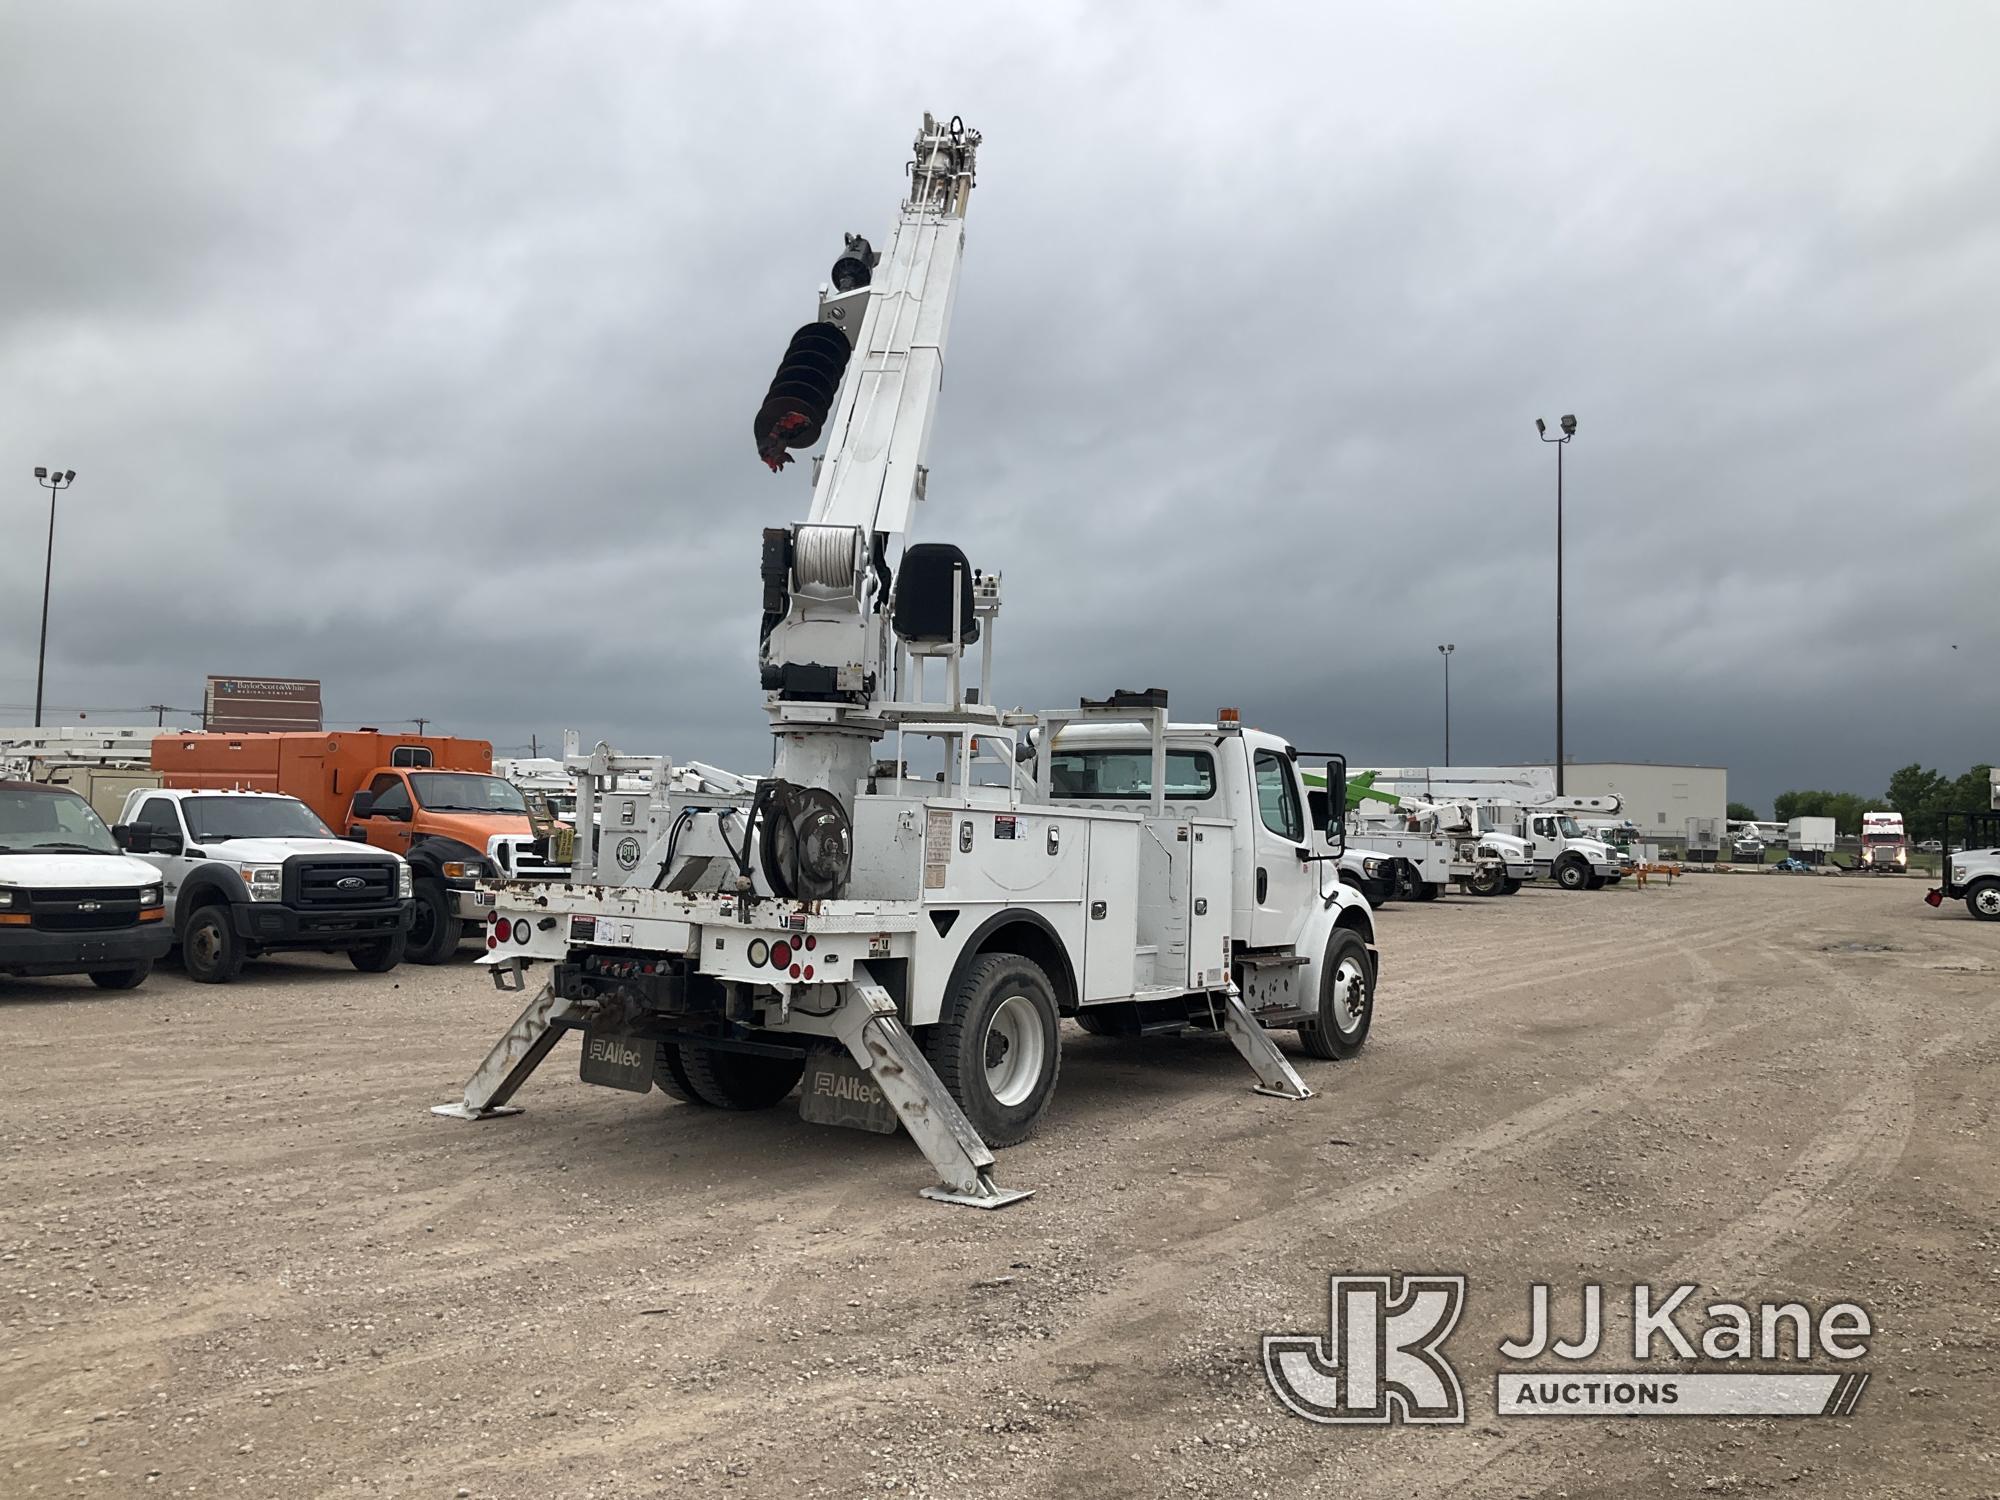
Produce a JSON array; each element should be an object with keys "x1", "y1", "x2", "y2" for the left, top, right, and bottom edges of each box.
[
  {"x1": 1977, "y1": 888, "x2": 2000, "y2": 916},
  {"x1": 983, "y1": 994, "x2": 1046, "y2": 1107},
  {"x1": 1332, "y1": 956, "x2": 1369, "y2": 1035}
]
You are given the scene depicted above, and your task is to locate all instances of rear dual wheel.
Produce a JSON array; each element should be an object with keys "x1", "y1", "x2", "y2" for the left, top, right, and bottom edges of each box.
[{"x1": 662, "y1": 1043, "x2": 804, "y2": 1109}]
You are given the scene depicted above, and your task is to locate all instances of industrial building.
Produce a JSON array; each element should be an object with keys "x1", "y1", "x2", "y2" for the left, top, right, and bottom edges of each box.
[{"x1": 1539, "y1": 762, "x2": 1729, "y2": 842}]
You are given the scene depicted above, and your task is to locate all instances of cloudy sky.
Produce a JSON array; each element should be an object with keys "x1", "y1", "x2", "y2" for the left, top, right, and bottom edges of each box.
[{"x1": 2, "y1": 2, "x2": 1994, "y2": 812}]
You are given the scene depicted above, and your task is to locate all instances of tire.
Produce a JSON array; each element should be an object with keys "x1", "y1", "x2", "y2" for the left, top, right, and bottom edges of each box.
[
  {"x1": 181, "y1": 904, "x2": 246, "y2": 984},
  {"x1": 1300, "y1": 928, "x2": 1374, "y2": 1060},
  {"x1": 1414, "y1": 881, "x2": 1441, "y2": 902},
  {"x1": 407, "y1": 880, "x2": 462, "y2": 965},
  {"x1": 1393, "y1": 863, "x2": 1422, "y2": 903},
  {"x1": 1585, "y1": 874, "x2": 1607, "y2": 891},
  {"x1": 1501, "y1": 878, "x2": 1522, "y2": 895},
  {"x1": 1605, "y1": 876, "x2": 1623, "y2": 886},
  {"x1": 653, "y1": 1042, "x2": 713, "y2": 1105},
  {"x1": 1467, "y1": 864, "x2": 1506, "y2": 898},
  {"x1": 1073, "y1": 1009, "x2": 1121, "y2": 1037},
  {"x1": 1968, "y1": 879, "x2": 2000, "y2": 922},
  {"x1": 677, "y1": 1044, "x2": 804, "y2": 1109},
  {"x1": 923, "y1": 951, "x2": 1061, "y2": 1148},
  {"x1": 88, "y1": 962, "x2": 151, "y2": 990},
  {"x1": 347, "y1": 931, "x2": 407, "y2": 972},
  {"x1": 1555, "y1": 857, "x2": 1590, "y2": 891}
]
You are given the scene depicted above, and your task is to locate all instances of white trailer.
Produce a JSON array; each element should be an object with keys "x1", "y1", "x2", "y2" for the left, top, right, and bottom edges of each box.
[
  {"x1": 437, "y1": 115, "x2": 1379, "y2": 1208},
  {"x1": 1785, "y1": 816, "x2": 1837, "y2": 862}
]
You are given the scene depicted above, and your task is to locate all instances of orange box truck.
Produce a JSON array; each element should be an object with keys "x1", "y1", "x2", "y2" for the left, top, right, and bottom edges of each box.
[{"x1": 152, "y1": 732, "x2": 565, "y2": 962}]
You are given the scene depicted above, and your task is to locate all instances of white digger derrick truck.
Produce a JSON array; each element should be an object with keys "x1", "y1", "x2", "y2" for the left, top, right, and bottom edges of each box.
[{"x1": 435, "y1": 114, "x2": 1380, "y2": 1208}]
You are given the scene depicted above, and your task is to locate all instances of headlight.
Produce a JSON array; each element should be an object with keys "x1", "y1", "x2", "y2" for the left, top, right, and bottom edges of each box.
[
  {"x1": 0, "y1": 889, "x2": 13, "y2": 908},
  {"x1": 238, "y1": 864, "x2": 284, "y2": 901},
  {"x1": 1362, "y1": 858, "x2": 1382, "y2": 876},
  {"x1": 442, "y1": 859, "x2": 489, "y2": 880},
  {"x1": 139, "y1": 885, "x2": 164, "y2": 907},
  {"x1": 397, "y1": 863, "x2": 413, "y2": 899}
]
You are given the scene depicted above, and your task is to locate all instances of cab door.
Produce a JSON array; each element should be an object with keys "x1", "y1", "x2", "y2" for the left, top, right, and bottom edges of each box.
[
  {"x1": 1249, "y1": 748, "x2": 1313, "y2": 949},
  {"x1": 354, "y1": 772, "x2": 416, "y2": 853},
  {"x1": 132, "y1": 796, "x2": 191, "y2": 920}
]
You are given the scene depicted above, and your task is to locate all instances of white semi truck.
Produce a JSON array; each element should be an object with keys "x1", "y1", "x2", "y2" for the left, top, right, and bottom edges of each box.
[
  {"x1": 436, "y1": 114, "x2": 1379, "y2": 1209},
  {"x1": 1858, "y1": 810, "x2": 1909, "y2": 871}
]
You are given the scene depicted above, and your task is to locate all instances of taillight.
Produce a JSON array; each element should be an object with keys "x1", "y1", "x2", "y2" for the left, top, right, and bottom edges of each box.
[
  {"x1": 771, "y1": 940, "x2": 792, "y2": 970},
  {"x1": 747, "y1": 938, "x2": 770, "y2": 967},
  {"x1": 494, "y1": 917, "x2": 513, "y2": 944},
  {"x1": 803, "y1": 935, "x2": 817, "y2": 952},
  {"x1": 514, "y1": 921, "x2": 531, "y2": 946}
]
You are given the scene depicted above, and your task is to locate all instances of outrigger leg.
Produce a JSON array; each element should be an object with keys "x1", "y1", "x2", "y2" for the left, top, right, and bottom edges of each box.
[
  {"x1": 836, "y1": 967, "x2": 1033, "y2": 1210},
  {"x1": 1219, "y1": 986, "x2": 1315, "y2": 1101},
  {"x1": 431, "y1": 976, "x2": 577, "y2": 1120}
]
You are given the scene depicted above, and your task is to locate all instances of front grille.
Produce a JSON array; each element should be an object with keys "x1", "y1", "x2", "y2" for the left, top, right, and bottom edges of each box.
[
  {"x1": 291, "y1": 859, "x2": 397, "y2": 908},
  {"x1": 26, "y1": 887, "x2": 143, "y2": 932},
  {"x1": 495, "y1": 837, "x2": 568, "y2": 881}
]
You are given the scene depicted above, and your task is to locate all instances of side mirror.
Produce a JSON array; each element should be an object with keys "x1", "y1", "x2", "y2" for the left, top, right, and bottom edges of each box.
[
  {"x1": 348, "y1": 791, "x2": 376, "y2": 820},
  {"x1": 1325, "y1": 757, "x2": 1347, "y2": 855},
  {"x1": 115, "y1": 824, "x2": 149, "y2": 853}
]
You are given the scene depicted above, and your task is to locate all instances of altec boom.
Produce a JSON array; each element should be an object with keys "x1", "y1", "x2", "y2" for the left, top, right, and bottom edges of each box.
[{"x1": 436, "y1": 114, "x2": 1380, "y2": 1207}]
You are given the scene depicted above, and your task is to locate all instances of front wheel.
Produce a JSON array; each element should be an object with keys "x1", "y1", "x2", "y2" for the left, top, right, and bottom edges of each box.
[
  {"x1": 1555, "y1": 858, "x2": 1590, "y2": 891},
  {"x1": 1300, "y1": 928, "x2": 1374, "y2": 1060},
  {"x1": 1414, "y1": 880, "x2": 1441, "y2": 902},
  {"x1": 348, "y1": 931, "x2": 407, "y2": 972},
  {"x1": 89, "y1": 963, "x2": 151, "y2": 990},
  {"x1": 407, "y1": 881, "x2": 462, "y2": 965},
  {"x1": 1968, "y1": 879, "x2": 2000, "y2": 922},
  {"x1": 924, "y1": 952, "x2": 1061, "y2": 1147},
  {"x1": 1585, "y1": 874, "x2": 1607, "y2": 890},
  {"x1": 1467, "y1": 864, "x2": 1506, "y2": 897},
  {"x1": 181, "y1": 905, "x2": 246, "y2": 984},
  {"x1": 1501, "y1": 878, "x2": 1522, "y2": 895}
]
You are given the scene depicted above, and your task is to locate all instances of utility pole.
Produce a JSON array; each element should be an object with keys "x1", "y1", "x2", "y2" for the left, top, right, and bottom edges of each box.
[
  {"x1": 414, "y1": 718, "x2": 429, "y2": 735},
  {"x1": 1437, "y1": 643, "x2": 1454, "y2": 763},
  {"x1": 530, "y1": 733, "x2": 538, "y2": 758},
  {"x1": 31, "y1": 466, "x2": 77, "y2": 728},
  {"x1": 1534, "y1": 416, "x2": 1577, "y2": 794},
  {"x1": 148, "y1": 703, "x2": 170, "y2": 727}
]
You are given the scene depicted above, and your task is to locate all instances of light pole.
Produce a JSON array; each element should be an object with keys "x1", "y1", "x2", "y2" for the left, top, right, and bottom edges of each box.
[
  {"x1": 31, "y1": 466, "x2": 77, "y2": 728},
  {"x1": 1437, "y1": 643, "x2": 1454, "y2": 763},
  {"x1": 1534, "y1": 416, "x2": 1576, "y2": 794}
]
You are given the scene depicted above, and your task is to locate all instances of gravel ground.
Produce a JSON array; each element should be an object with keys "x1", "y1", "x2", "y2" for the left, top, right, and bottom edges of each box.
[{"x1": 2, "y1": 876, "x2": 1995, "y2": 1499}]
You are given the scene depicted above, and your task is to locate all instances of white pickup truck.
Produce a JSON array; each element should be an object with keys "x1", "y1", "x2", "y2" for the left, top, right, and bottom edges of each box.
[
  {"x1": 115, "y1": 787, "x2": 414, "y2": 982},
  {"x1": 1, "y1": 779, "x2": 170, "y2": 989}
]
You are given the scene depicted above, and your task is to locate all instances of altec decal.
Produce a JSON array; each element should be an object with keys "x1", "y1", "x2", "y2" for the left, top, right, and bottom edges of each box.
[{"x1": 585, "y1": 1038, "x2": 644, "y2": 1070}]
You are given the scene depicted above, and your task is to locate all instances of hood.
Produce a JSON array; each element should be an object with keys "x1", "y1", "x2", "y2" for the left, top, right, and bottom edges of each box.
[
  {"x1": 197, "y1": 836, "x2": 402, "y2": 864},
  {"x1": 419, "y1": 812, "x2": 534, "y2": 850},
  {"x1": 0, "y1": 851, "x2": 163, "y2": 889}
]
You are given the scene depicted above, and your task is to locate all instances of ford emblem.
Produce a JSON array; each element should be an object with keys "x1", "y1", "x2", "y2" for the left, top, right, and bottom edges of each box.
[{"x1": 336, "y1": 876, "x2": 365, "y2": 890}]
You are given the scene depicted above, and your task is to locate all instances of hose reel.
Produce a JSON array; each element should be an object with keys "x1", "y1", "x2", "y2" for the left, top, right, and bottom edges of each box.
[{"x1": 754, "y1": 780, "x2": 853, "y2": 902}]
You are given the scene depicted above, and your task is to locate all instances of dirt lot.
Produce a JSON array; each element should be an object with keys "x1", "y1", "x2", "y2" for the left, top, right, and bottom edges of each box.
[{"x1": 2, "y1": 876, "x2": 1995, "y2": 1499}]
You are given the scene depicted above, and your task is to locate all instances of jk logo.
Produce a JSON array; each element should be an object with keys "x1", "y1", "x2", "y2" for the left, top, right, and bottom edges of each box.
[{"x1": 1264, "y1": 1274, "x2": 1468, "y2": 1425}]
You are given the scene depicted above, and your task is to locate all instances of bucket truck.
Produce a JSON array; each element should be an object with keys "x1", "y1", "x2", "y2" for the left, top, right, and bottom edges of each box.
[
  {"x1": 1315, "y1": 767, "x2": 1536, "y2": 897},
  {"x1": 435, "y1": 115, "x2": 1379, "y2": 1210}
]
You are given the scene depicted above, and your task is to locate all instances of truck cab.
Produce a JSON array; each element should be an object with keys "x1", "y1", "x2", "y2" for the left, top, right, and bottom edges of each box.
[
  {"x1": 1522, "y1": 810, "x2": 1624, "y2": 890},
  {"x1": 116, "y1": 788, "x2": 413, "y2": 982},
  {"x1": 0, "y1": 781, "x2": 170, "y2": 990},
  {"x1": 346, "y1": 767, "x2": 558, "y2": 961}
]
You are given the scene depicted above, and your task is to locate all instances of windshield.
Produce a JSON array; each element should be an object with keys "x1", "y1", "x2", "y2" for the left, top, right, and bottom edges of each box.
[
  {"x1": 411, "y1": 772, "x2": 528, "y2": 815},
  {"x1": 1557, "y1": 816, "x2": 1585, "y2": 838},
  {"x1": 1048, "y1": 749, "x2": 1216, "y2": 800},
  {"x1": 183, "y1": 796, "x2": 333, "y2": 843},
  {"x1": 0, "y1": 785, "x2": 122, "y2": 855}
]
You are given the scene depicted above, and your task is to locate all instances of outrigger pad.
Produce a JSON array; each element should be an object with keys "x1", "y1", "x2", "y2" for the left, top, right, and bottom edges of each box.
[
  {"x1": 429, "y1": 1103, "x2": 524, "y2": 1121},
  {"x1": 921, "y1": 1180, "x2": 1035, "y2": 1210}
]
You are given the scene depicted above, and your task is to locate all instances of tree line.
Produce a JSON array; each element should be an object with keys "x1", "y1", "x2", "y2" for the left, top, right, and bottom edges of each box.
[{"x1": 1748, "y1": 763, "x2": 1994, "y2": 838}]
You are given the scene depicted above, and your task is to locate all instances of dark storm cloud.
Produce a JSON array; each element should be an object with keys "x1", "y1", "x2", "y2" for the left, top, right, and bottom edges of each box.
[{"x1": 2, "y1": 1, "x2": 1994, "y2": 810}]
